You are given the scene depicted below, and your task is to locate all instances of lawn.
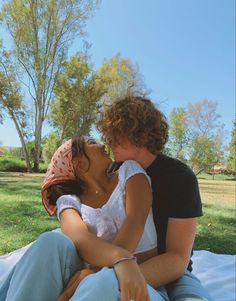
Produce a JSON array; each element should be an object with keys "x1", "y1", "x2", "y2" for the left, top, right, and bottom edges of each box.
[
  {"x1": 195, "y1": 175, "x2": 236, "y2": 254},
  {"x1": 0, "y1": 172, "x2": 59, "y2": 255},
  {"x1": 0, "y1": 171, "x2": 235, "y2": 255}
]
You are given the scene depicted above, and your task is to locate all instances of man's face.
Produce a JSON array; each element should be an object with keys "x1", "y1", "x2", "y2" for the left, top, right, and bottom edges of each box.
[{"x1": 110, "y1": 139, "x2": 140, "y2": 162}]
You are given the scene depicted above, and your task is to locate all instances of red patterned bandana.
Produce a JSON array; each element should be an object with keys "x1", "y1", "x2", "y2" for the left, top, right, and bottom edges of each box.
[{"x1": 42, "y1": 139, "x2": 76, "y2": 215}]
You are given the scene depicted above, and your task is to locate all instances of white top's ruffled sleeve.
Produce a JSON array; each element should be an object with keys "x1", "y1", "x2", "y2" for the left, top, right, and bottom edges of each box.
[
  {"x1": 56, "y1": 194, "x2": 81, "y2": 220},
  {"x1": 118, "y1": 160, "x2": 151, "y2": 187}
]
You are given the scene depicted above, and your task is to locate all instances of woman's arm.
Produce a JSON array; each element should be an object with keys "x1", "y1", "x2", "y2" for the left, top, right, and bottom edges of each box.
[
  {"x1": 112, "y1": 173, "x2": 152, "y2": 253},
  {"x1": 59, "y1": 208, "x2": 150, "y2": 301},
  {"x1": 60, "y1": 208, "x2": 132, "y2": 266}
]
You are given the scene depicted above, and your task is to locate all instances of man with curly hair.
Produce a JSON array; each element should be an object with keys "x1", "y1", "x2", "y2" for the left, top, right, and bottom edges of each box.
[{"x1": 94, "y1": 95, "x2": 213, "y2": 301}]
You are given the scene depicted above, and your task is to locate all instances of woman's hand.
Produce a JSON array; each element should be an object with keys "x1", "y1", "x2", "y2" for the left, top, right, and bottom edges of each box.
[
  {"x1": 114, "y1": 260, "x2": 150, "y2": 301},
  {"x1": 55, "y1": 268, "x2": 95, "y2": 301}
]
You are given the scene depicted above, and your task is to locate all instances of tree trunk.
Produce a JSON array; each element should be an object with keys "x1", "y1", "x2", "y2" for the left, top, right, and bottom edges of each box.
[
  {"x1": 33, "y1": 111, "x2": 43, "y2": 172},
  {"x1": 195, "y1": 168, "x2": 205, "y2": 176},
  {"x1": 33, "y1": 87, "x2": 43, "y2": 172},
  {"x1": 10, "y1": 112, "x2": 32, "y2": 172}
]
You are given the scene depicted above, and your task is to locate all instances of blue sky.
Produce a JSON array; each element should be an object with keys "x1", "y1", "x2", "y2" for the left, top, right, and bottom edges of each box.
[{"x1": 0, "y1": 0, "x2": 235, "y2": 146}]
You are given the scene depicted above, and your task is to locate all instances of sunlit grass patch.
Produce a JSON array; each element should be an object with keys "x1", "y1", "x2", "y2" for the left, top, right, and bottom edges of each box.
[
  {"x1": 0, "y1": 172, "x2": 235, "y2": 255},
  {"x1": 0, "y1": 172, "x2": 59, "y2": 254}
]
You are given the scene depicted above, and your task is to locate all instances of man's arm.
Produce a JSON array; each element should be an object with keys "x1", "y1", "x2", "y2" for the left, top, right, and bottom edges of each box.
[{"x1": 139, "y1": 217, "x2": 197, "y2": 287}]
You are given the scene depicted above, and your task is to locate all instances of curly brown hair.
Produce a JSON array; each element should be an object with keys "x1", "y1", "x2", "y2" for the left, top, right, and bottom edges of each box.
[{"x1": 97, "y1": 96, "x2": 169, "y2": 154}]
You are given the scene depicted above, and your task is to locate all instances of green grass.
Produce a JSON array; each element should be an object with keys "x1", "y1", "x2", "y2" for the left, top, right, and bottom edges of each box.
[
  {"x1": 198, "y1": 172, "x2": 236, "y2": 181},
  {"x1": 195, "y1": 179, "x2": 236, "y2": 254},
  {"x1": 0, "y1": 172, "x2": 59, "y2": 254},
  {"x1": 0, "y1": 172, "x2": 235, "y2": 255}
]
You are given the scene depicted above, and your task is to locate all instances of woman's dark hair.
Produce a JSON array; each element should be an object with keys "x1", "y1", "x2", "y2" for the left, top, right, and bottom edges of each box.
[
  {"x1": 48, "y1": 135, "x2": 91, "y2": 205},
  {"x1": 47, "y1": 180, "x2": 84, "y2": 205}
]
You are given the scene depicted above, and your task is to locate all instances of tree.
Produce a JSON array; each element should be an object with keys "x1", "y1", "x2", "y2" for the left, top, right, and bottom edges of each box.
[
  {"x1": 187, "y1": 99, "x2": 223, "y2": 138},
  {"x1": 49, "y1": 53, "x2": 106, "y2": 141},
  {"x1": 42, "y1": 132, "x2": 60, "y2": 164},
  {"x1": 0, "y1": 45, "x2": 32, "y2": 171},
  {"x1": 227, "y1": 121, "x2": 236, "y2": 173},
  {"x1": 0, "y1": 103, "x2": 3, "y2": 124},
  {"x1": 187, "y1": 99, "x2": 225, "y2": 173},
  {"x1": 49, "y1": 53, "x2": 148, "y2": 140},
  {"x1": 97, "y1": 53, "x2": 149, "y2": 105},
  {"x1": 188, "y1": 135, "x2": 224, "y2": 174},
  {"x1": 0, "y1": 0, "x2": 100, "y2": 171},
  {"x1": 168, "y1": 107, "x2": 188, "y2": 161}
]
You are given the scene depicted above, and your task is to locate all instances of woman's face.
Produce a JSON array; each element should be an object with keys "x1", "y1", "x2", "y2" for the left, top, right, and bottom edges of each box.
[{"x1": 83, "y1": 138, "x2": 112, "y2": 171}]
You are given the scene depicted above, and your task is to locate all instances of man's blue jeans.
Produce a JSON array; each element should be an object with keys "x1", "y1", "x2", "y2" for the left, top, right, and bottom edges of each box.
[
  {"x1": 70, "y1": 268, "x2": 213, "y2": 301},
  {"x1": 0, "y1": 231, "x2": 213, "y2": 301}
]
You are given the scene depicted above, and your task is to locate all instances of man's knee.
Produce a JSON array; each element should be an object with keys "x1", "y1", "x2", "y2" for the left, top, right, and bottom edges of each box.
[
  {"x1": 70, "y1": 268, "x2": 119, "y2": 301},
  {"x1": 80, "y1": 268, "x2": 119, "y2": 293},
  {"x1": 37, "y1": 231, "x2": 67, "y2": 246},
  {"x1": 36, "y1": 231, "x2": 75, "y2": 254},
  {"x1": 88, "y1": 268, "x2": 118, "y2": 289}
]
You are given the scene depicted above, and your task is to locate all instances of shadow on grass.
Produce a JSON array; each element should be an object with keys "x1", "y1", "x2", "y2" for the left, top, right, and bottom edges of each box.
[
  {"x1": 195, "y1": 231, "x2": 235, "y2": 254},
  {"x1": 1, "y1": 199, "x2": 51, "y2": 217},
  {"x1": 0, "y1": 181, "x2": 42, "y2": 198}
]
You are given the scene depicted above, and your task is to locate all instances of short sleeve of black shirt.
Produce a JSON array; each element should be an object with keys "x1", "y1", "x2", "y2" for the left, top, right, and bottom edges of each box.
[
  {"x1": 146, "y1": 153, "x2": 203, "y2": 262},
  {"x1": 165, "y1": 162, "x2": 203, "y2": 218}
]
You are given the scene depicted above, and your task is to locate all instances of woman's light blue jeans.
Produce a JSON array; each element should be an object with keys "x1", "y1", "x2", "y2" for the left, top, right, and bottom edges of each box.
[
  {"x1": 0, "y1": 231, "x2": 83, "y2": 301},
  {"x1": 0, "y1": 231, "x2": 213, "y2": 301}
]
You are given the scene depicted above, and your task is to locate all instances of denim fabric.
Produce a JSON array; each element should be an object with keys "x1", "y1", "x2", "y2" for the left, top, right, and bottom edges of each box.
[
  {"x1": 0, "y1": 231, "x2": 83, "y2": 301},
  {"x1": 69, "y1": 267, "x2": 169, "y2": 301},
  {"x1": 69, "y1": 268, "x2": 213, "y2": 301},
  {"x1": 167, "y1": 270, "x2": 213, "y2": 301},
  {"x1": 0, "y1": 231, "x2": 213, "y2": 301}
]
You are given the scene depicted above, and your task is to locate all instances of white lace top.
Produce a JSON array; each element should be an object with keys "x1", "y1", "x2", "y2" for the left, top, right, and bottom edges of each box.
[{"x1": 56, "y1": 160, "x2": 157, "y2": 254}]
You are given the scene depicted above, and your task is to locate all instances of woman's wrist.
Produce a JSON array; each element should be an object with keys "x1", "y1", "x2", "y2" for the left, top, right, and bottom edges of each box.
[
  {"x1": 111, "y1": 249, "x2": 133, "y2": 267},
  {"x1": 112, "y1": 255, "x2": 137, "y2": 268}
]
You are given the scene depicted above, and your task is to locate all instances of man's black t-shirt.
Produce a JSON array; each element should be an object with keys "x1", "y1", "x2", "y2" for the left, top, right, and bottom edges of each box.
[
  {"x1": 109, "y1": 153, "x2": 202, "y2": 271},
  {"x1": 146, "y1": 153, "x2": 203, "y2": 271}
]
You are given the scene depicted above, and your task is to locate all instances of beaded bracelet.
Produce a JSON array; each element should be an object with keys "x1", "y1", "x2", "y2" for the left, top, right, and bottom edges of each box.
[{"x1": 112, "y1": 255, "x2": 137, "y2": 268}]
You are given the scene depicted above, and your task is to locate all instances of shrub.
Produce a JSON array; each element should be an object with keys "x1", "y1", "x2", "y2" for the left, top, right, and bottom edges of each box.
[
  {"x1": 39, "y1": 162, "x2": 48, "y2": 173},
  {"x1": 0, "y1": 157, "x2": 47, "y2": 173},
  {"x1": 0, "y1": 157, "x2": 28, "y2": 172}
]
